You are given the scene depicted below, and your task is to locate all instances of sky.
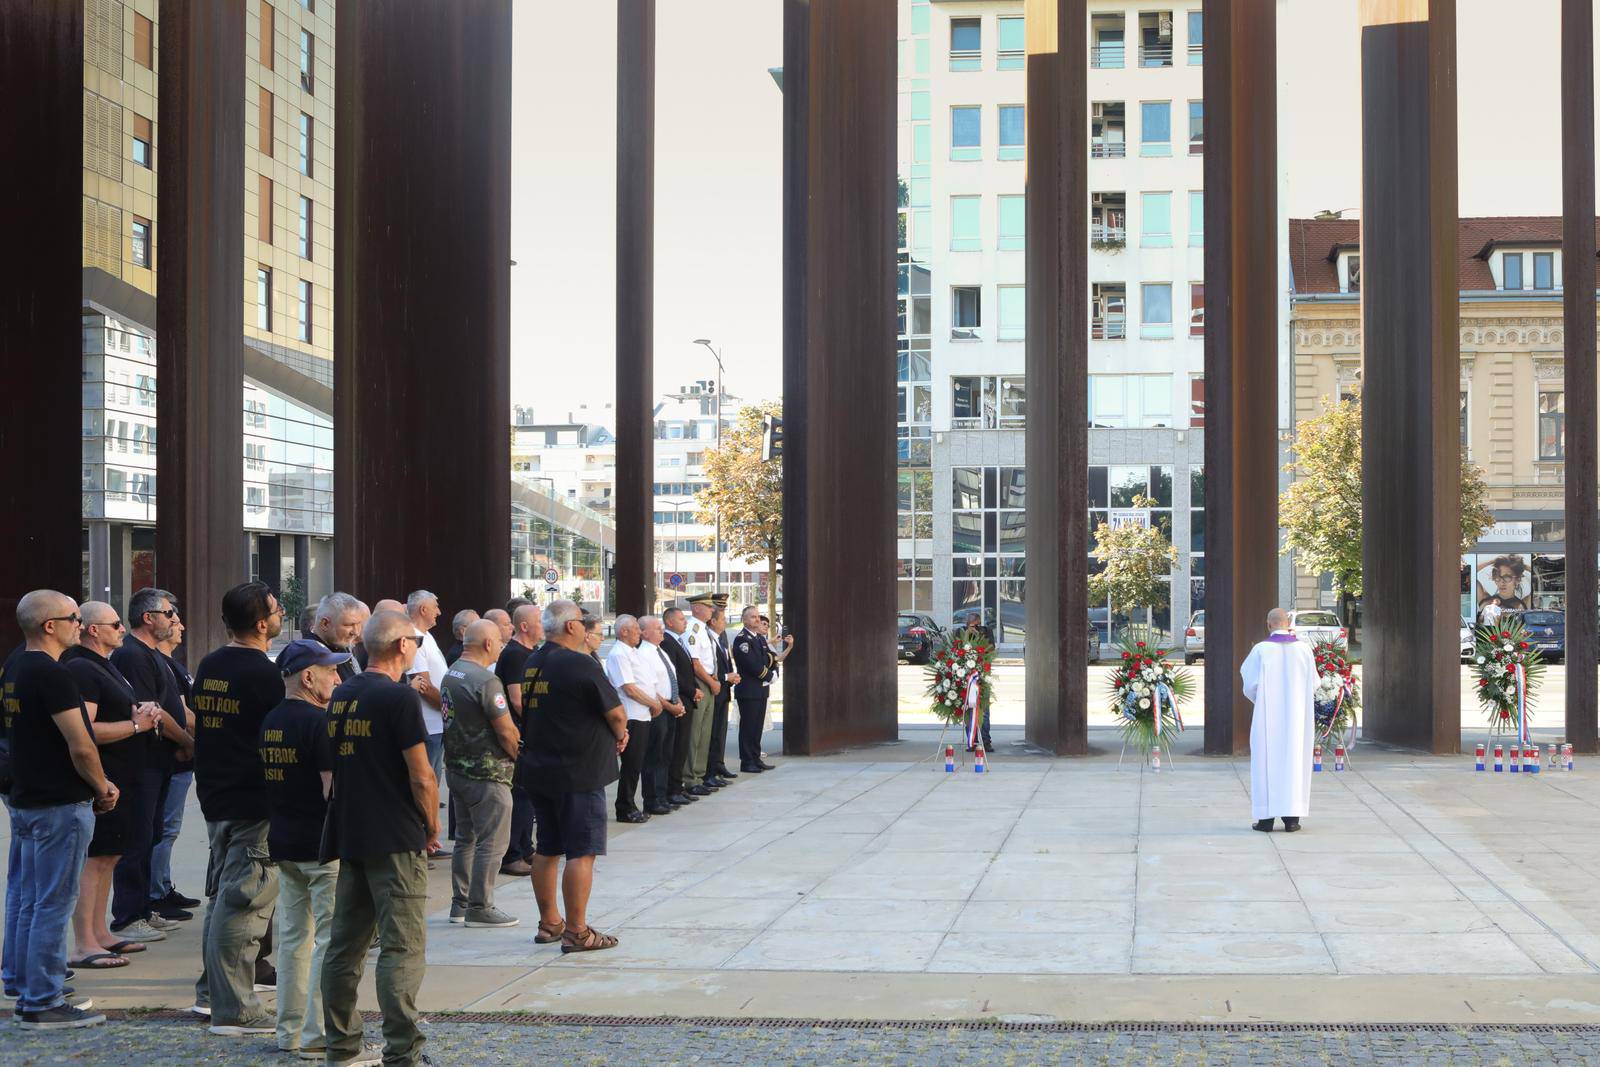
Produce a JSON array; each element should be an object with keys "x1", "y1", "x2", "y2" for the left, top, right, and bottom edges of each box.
[{"x1": 512, "y1": 0, "x2": 1587, "y2": 422}]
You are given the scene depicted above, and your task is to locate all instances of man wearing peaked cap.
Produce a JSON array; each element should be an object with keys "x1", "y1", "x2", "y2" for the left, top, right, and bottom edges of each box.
[{"x1": 673, "y1": 594, "x2": 720, "y2": 794}]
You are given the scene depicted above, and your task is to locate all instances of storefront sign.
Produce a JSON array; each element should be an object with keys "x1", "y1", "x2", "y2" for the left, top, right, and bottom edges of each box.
[{"x1": 1482, "y1": 522, "x2": 1532, "y2": 543}]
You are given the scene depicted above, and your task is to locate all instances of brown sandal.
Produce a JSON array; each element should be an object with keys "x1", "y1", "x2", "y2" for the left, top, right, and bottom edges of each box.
[
  {"x1": 560, "y1": 924, "x2": 618, "y2": 954},
  {"x1": 534, "y1": 919, "x2": 565, "y2": 944}
]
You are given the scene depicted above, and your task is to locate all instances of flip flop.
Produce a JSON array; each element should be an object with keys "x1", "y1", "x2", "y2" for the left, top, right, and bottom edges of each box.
[
  {"x1": 105, "y1": 940, "x2": 147, "y2": 954},
  {"x1": 69, "y1": 953, "x2": 129, "y2": 969}
]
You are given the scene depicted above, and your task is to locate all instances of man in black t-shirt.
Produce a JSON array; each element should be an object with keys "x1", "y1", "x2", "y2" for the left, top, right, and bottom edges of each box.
[
  {"x1": 260, "y1": 638, "x2": 345, "y2": 1057},
  {"x1": 190, "y1": 582, "x2": 285, "y2": 1037},
  {"x1": 494, "y1": 603, "x2": 543, "y2": 875},
  {"x1": 5, "y1": 589, "x2": 118, "y2": 1030},
  {"x1": 320, "y1": 609, "x2": 437, "y2": 1065},
  {"x1": 106, "y1": 587, "x2": 192, "y2": 939},
  {"x1": 147, "y1": 612, "x2": 201, "y2": 921},
  {"x1": 517, "y1": 600, "x2": 627, "y2": 954}
]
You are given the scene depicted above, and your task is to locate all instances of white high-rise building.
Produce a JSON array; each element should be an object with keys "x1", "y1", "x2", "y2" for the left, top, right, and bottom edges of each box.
[{"x1": 898, "y1": 0, "x2": 1206, "y2": 650}]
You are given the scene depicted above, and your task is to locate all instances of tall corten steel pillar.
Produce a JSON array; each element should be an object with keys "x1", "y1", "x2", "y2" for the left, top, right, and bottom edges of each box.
[
  {"x1": 1359, "y1": 0, "x2": 1461, "y2": 753},
  {"x1": 157, "y1": 0, "x2": 247, "y2": 657},
  {"x1": 0, "y1": 0, "x2": 82, "y2": 649},
  {"x1": 1202, "y1": 0, "x2": 1277, "y2": 756},
  {"x1": 615, "y1": 0, "x2": 655, "y2": 617},
  {"x1": 1563, "y1": 0, "x2": 1598, "y2": 754},
  {"x1": 334, "y1": 0, "x2": 512, "y2": 631},
  {"x1": 780, "y1": 0, "x2": 898, "y2": 754},
  {"x1": 1023, "y1": 0, "x2": 1089, "y2": 756}
]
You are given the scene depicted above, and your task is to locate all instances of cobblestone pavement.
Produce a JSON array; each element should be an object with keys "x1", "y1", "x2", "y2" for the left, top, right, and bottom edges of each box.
[{"x1": 6, "y1": 1018, "x2": 1600, "y2": 1065}]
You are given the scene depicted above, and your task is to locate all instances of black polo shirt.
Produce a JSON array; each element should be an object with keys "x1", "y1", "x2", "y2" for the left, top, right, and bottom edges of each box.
[{"x1": 516, "y1": 645, "x2": 621, "y2": 797}]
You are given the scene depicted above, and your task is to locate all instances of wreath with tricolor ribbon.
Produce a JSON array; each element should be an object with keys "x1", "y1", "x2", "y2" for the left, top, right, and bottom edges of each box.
[
  {"x1": 1107, "y1": 639, "x2": 1195, "y2": 759},
  {"x1": 1472, "y1": 617, "x2": 1545, "y2": 745}
]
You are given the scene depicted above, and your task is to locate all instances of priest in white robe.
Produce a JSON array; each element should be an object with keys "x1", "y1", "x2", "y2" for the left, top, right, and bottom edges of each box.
[{"x1": 1240, "y1": 607, "x2": 1317, "y2": 832}]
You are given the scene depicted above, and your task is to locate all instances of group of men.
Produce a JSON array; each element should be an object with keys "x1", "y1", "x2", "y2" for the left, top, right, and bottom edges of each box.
[
  {"x1": 0, "y1": 578, "x2": 793, "y2": 1063},
  {"x1": 602, "y1": 592, "x2": 793, "y2": 824}
]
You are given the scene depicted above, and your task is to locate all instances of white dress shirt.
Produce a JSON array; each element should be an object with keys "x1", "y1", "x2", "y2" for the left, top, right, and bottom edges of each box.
[
  {"x1": 408, "y1": 630, "x2": 449, "y2": 735},
  {"x1": 605, "y1": 641, "x2": 653, "y2": 723}
]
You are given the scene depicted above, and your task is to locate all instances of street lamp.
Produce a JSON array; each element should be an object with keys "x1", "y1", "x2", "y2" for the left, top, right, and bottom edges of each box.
[
  {"x1": 693, "y1": 338, "x2": 726, "y2": 594},
  {"x1": 660, "y1": 497, "x2": 694, "y2": 583}
]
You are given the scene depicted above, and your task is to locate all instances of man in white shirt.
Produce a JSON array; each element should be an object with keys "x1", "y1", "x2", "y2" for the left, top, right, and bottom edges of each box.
[
  {"x1": 676, "y1": 593, "x2": 721, "y2": 794},
  {"x1": 604, "y1": 616, "x2": 661, "y2": 824},
  {"x1": 405, "y1": 590, "x2": 449, "y2": 855}
]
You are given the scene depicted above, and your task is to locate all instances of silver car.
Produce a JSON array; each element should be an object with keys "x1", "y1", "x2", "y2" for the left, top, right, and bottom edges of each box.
[
  {"x1": 1460, "y1": 616, "x2": 1473, "y2": 661},
  {"x1": 1289, "y1": 609, "x2": 1347, "y2": 649},
  {"x1": 1183, "y1": 610, "x2": 1205, "y2": 664}
]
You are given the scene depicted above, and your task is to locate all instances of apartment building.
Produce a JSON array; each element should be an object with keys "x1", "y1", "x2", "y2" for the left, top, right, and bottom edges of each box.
[
  {"x1": 1288, "y1": 215, "x2": 1599, "y2": 622},
  {"x1": 898, "y1": 1, "x2": 1206, "y2": 649}
]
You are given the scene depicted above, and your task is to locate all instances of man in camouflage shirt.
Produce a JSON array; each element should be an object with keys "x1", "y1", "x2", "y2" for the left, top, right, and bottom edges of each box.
[{"x1": 441, "y1": 620, "x2": 521, "y2": 928}]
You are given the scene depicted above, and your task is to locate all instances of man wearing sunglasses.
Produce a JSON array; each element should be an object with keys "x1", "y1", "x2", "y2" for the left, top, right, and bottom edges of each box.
[
  {"x1": 5, "y1": 589, "x2": 119, "y2": 1030},
  {"x1": 107, "y1": 588, "x2": 194, "y2": 942}
]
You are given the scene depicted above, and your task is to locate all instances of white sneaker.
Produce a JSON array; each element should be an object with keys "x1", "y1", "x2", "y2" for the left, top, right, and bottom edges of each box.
[
  {"x1": 208, "y1": 1017, "x2": 274, "y2": 1036},
  {"x1": 449, "y1": 903, "x2": 466, "y2": 924},
  {"x1": 189, "y1": 1003, "x2": 211, "y2": 1017},
  {"x1": 145, "y1": 913, "x2": 180, "y2": 932},
  {"x1": 110, "y1": 919, "x2": 166, "y2": 942}
]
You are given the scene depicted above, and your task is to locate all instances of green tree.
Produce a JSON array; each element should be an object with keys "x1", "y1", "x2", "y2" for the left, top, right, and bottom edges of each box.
[
  {"x1": 1280, "y1": 392, "x2": 1495, "y2": 610},
  {"x1": 1088, "y1": 496, "x2": 1178, "y2": 641},
  {"x1": 697, "y1": 401, "x2": 783, "y2": 623}
]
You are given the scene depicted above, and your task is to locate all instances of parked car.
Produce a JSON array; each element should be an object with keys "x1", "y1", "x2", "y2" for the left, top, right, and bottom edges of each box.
[
  {"x1": 1087, "y1": 616, "x2": 1099, "y2": 663},
  {"x1": 1288, "y1": 609, "x2": 1347, "y2": 649},
  {"x1": 1502, "y1": 609, "x2": 1565, "y2": 662},
  {"x1": 1087, "y1": 607, "x2": 1131, "y2": 649},
  {"x1": 1460, "y1": 616, "x2": 1474, "y2": 661},
  {"x1": 897, "y1": 612, "x2": 947, "y2": 664},
  {"x1": 1184, "y1": 610, "x2": 1205, "y2": 665}
]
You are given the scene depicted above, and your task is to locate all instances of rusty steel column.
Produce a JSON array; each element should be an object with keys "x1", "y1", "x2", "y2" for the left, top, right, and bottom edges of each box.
[
  {"x1": 615, "y1": 0, "x2": 655, "y2": 617},
  {"x1": 780, "y1": 0, "x2": 898, "y2": 754},
  {"x1": 1202, "y1": 0, "x2": 1278, "y2": 756},
  {"x1": 1023, "y1": 0, "x2": 1088, "y2": 756},
  {"x1": 334, "y1": 0, "x2": 512, "y2": 628},
  {"x1": 0, "y1": 0, "x2": 83, "y2": 647},
  {"x1": 1359, "y1": 0, "x2": 1461, "y2": 752},
  {"x1": 156, "y1": 0, "x2": 248, "y2": 657},
  {"x1": 1564, "y1": 0, "x2": 1598, "y2": 754}
]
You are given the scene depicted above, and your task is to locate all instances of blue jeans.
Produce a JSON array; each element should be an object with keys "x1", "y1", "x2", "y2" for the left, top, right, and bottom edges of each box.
[
  {"x1": 2, "y1": 800, "x2": 23, "y2": 993},
  {"x1": 8, "y1": 801, "x2": 94, "y2": 1012},
  {"x1": 149, "y1": 769, "x2": 192, "y2": 902}
]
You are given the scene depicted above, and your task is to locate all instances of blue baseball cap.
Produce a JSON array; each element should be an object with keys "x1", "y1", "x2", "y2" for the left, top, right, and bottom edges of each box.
[{"x1": 277, "y1": 638, "x2": 353, "y2": 675}]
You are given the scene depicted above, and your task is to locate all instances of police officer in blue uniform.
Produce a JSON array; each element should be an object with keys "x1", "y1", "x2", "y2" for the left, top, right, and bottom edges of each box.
[{"x1": 731, "y1": 606, "x2": 793, "y2": 773}]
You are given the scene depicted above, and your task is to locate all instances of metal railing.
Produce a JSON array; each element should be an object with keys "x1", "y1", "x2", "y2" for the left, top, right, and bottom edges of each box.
[
  {"x1": 1092, "y1": 317, "x2": 1127, "y2": 340},
  {"x1": 1091, "y1": 140, "x2": 1126, "y2": 159},
  {"x1": 1091, "y1": 223, "x2": 1126, "y2": 242},
  {"x1": 1187, "y1": 42, "x2": 1204, "y2": 63},
  {"x1": 1139, "y1": 43, "x2": 1173, "y2": 66},
  {"x1": 1091, "y1": 45, "x2": 1125, "y2": 68}
]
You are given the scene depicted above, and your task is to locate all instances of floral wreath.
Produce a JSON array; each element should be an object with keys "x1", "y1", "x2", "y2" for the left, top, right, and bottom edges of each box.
[
  {"x1": 1472, "y1": 617, "x2": 1544, "y2": 738},
  {"x1": 1107, "y1": 639, "x2": 1194, "y2": 758},
  {"x1": 1311, "y1": 640, "x2": 1359, "y2": 745},
  {"x1": 924, "y1": 631, "x2": 995, "y2": 726}
]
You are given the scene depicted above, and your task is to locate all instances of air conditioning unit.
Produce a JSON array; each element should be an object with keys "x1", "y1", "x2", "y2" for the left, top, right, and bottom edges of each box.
[{"x1": 1158, "y1": 16, "x2": 1173, "y2": 38}]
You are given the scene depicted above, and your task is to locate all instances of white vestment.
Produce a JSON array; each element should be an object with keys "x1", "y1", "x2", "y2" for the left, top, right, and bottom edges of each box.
[{"x1": 1241, "y1": 631, "x2": 1316, "y2": 820}]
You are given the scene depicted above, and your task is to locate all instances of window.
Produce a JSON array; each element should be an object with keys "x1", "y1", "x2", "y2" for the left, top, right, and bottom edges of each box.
[
  {"x1": 998, "y1": 16, "x2": 1025, "y2": 70},
  {"x1": 297, "y1": 280, "x2": 312, "y2": 341},
  {"x1": 261, "y1": 2, "x2": 274, "y2": 69},
  {"x1": 301, "y1": 0, "x2": 314, "y2": 9},
  {"x1": 1460, "y1": 389, "x2": 1470, "y2": 453},
  {"x1": 258, "y1": 175, "x2": 273, "y2": 242},
  {"x1": 998, "y1": 195, "x2": 1025, "y2": 251},
  {"x1": 1089, "y1": 377, "x2": 1175, "y2": 429},
  {"x1": 1092, "y1": 102, "x2": 1126, "y2": 158},
  {"x1": 1092, "y1": 192, "x2": 1126, "y2": 243},
  {"x1": 911, "y1": 1, "x2": 929, "y2": 35},
  {"x1": 1534, "y1": 252, "x2": 1555, "y2": 291},
  {"x1": 952, "y1": 377, "x2": 1026, "y2": 429},
  {"x1": 1190, "y1": 374, "x2": 1206, "y2": 427},
  {"x1": 950, "y1": 17, "x2": 981, "y2": 71},
  {"x1": 1539, "y1": 388, "x2": 1565, "y2": 460},
  {"x1": 912, "y1": 91, "x2": 930, "y2": 122},
  {"x1": 1188, "y1": 191, "x2": 1203, "y2": 246},
  {"x1": 256, "y1": 267, "x2": 273, "y2": 330},
  {"x1": 133, "y1": 13, "x2": 154, "y2": 69},
  {"x1": 998, "y1": 286, "x2": 1026, "y2": 342},
  {"x1": 298, "y1": 113, "x2": 313, "y2": 176},
  {"x1": 1140, "y1": 11, "x2": 1176, "y2": 67},
  {"x1": 1502, "y1": 253, "x2": 1523, "y2": 291},
  {"x1": 951, "y1": 465, "x2": 1027, "y2": 642},
  {"x1": 131, "y1": 217, "x2": 151, "y2": 268},
  {"x1": 1092, "y1": 14, "x2": 1126, "y2": 68},
  {"x1": 299, "y1": 30, "x2": 314, "y2": 92},
  {"x1": 1344, "y1": 253, "x2": 1361, "y2": 293},
  {"x1": 913, "y1": 124, "x2": 931, "y2": 165},
  {"x1": 1140, "y1": 192, "x2": 1172, "y2": 248},
  {"x1": 952, "y1": 286, "x2": 981, "y2": 340},
  {"x1": 1189, "y1": 283, "x2": 1204, "y2": 338},
  {"x1": 298, "y1": 196, "x2": 312, "y2": 258},
  {"x1": 131, "y1": 114, "x2": 152, "y2": 168},
  {"x1": 1187, "y1": 9, "x2": 1203, "y2": 63},
  {"x1": 1142, "y1": 283, "x2": 1173, "y2": 339},
  {"x1": 950, "y1": 106, "x2": 981, "y2": 160},
  {"x1": 1141, "y1": 101, "x2": 1171, "y2": 156},
  {"x1": 258, "y1": 88, "x2": 274, "y2": 155},
  {"x1": 998, "y1": 105, "x2": 1025, "y2": 160},
  {"x1": 950, "y1": 197, "x2": 981, "y2": 252},
  {"x1": 1092, "y1": 283, "x2": 1127, "y2": 339},
  {"x1": 1188, "y1": 101, "x2": 1203, "y2": 154}
]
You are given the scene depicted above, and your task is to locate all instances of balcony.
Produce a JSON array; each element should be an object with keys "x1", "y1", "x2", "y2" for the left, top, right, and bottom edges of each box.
[
  {"x1": 1187, "y1": 41, "x2": 1203, "y2": 64},
  {"x1": 1091, "y1": 44, "x2": 1125, "y2": 68},
  {"x1": 1092, "y1": 315, "x2": 1127, "y2": 340},
  {"x1": 1139, "y1": 42, "x2": 1173, "y2": 67},
  {"x1": 1091, "y1": 140, "x2": 1127, "y2": 159},
  {"x1": 1091, "y1": 224, "x2": 1126, "y2": 243}
]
